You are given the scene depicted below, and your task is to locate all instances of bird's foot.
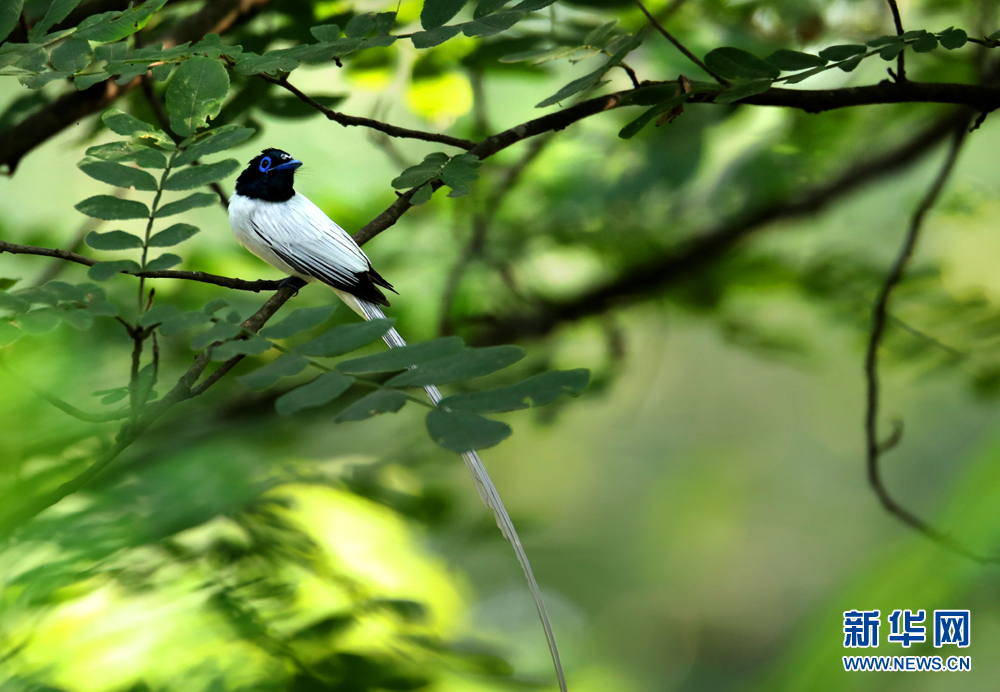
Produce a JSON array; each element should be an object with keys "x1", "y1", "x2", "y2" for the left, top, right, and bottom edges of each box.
[{"x1": 279, "y1": 276, "x2": 308, "y2": 295}]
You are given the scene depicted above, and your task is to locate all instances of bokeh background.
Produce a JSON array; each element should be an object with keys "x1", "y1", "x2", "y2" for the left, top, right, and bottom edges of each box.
[{"x1": 3, "y1": 0, "x2": 1000, "y2": 690}]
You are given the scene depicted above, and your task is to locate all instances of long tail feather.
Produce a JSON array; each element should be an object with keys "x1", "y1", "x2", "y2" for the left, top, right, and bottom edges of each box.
[{"x1": 357, "y1": 298, "x2": 568, "y2": 692}]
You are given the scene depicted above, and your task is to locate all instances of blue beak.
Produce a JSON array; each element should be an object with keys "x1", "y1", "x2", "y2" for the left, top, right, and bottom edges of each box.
[{"x1": 273, "y1": 159, "x2": 302, "y2": 172}]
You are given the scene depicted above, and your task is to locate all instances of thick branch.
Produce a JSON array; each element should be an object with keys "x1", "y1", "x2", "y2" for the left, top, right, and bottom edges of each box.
[
  {"x1": 258, "y1": 74, "x2": 475, "y2": 150},
  {"x1": 0, "y1": 0, "x2": 271, "y2": 173},
  {"x1": 466, "y1": 109, "x2": 973, "y2": 344}
]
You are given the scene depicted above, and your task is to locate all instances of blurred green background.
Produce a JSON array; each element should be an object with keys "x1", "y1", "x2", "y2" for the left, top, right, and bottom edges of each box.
[{"x1": 3, "y1": 0, "x2": 1000, "y2": 690}]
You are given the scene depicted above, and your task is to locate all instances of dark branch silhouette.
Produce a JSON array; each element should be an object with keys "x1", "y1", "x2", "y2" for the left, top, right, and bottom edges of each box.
[
  {"x1": 634, "y1": 0, "x2": 728, "y2": 85},
  {"x1": 886, "y1": 0, "x2": 907, "y2": 82}
]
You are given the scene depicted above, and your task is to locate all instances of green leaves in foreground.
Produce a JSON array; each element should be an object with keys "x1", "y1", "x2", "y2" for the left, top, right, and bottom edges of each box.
[
  {"x1": 392, "y1": 153, "x2": 481, "y2": 198},
  {"x1": 166, "y1": 57, "x2": 230, "y2": 136},
  {"x1": 276, "y1": 372, "x2": 355, "y2": 415},
  {"x1": 427, "y1": 409, "x2": 512, "y2": 453}
]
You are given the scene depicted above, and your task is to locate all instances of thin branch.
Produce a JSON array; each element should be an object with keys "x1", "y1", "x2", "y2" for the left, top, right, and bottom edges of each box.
[
  {"x1": 0, "y1": 241, "x2": 282, "y2": 291},
  {"x1": 886, "y1": 0, "x2": 906, "y2": 82},
  {"x1": 633, "y1": 0, "x2": 729, "y2": 85},
  {"x1": 863, "y1": 119, "x2": 997, "y2": 563},
  {"x1": 258, "y1": 74, "x2": 476, "y2": 150},
  {"x1": 0, "y1": 357, "x2": 129, "y2": 424},
  {"x1": 465, "y1": 109, "x2": 973, "y2": 344}
]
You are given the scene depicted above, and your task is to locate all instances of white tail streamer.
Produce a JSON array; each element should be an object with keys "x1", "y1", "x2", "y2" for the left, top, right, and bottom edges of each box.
[{"x1": 355, "y1": 297, "x2": 568, "y2": 692}]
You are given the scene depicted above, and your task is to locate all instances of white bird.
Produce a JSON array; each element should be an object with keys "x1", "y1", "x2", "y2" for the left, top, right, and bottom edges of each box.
[{"x1": 229, "y1": 148, "x2": 567, "y2": 692}]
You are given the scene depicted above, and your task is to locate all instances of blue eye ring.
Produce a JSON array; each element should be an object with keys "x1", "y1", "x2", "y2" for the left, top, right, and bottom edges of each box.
[{"x1": 258, "y1": 156, "x2": 272, "y2": 173}]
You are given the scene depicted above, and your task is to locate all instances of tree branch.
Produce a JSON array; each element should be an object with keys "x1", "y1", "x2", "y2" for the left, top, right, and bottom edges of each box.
[
  {"x1": 886, "y1": 0, "x2": 906, "y2": 82},
  {"x1": 257, "y1": 74, "x2": 476, "y2": 150},
  {"x1": 863, "y1": 118, "x2": 997, "y2": 562},
  {"x1": 0, "y1": 241, "x2": 282, "y2": 291},
  {"x1": 465, "y1": 109, "x2": 973, "y2": 344}
]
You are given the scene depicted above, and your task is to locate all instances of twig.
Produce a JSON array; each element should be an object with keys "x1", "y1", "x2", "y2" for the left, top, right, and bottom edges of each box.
[
  {"x1": 863, "y1": 118, "x2": 997, "y2": 563},
  {"x1": 0, "y1": 241, "x2": 282, "y2": 291},
  {"x1": 633, "y1": 0, "x2": 729, "y2": 85},
  {"x1": 886, "y1": 0, "x2": 906, "y2": 82},
  {"x1": 258, "y1": 74, "x2": 476, "y2": 150}
]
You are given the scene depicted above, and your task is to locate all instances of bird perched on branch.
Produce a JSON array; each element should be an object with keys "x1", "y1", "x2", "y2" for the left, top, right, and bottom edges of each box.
[{"x1": 229, "y1": 148, "x2": 567, "y2": 692}]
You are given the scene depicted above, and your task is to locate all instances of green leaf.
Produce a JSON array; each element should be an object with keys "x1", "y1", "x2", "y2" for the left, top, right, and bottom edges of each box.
[
  {"x1": 60, "y1": 307, "x2": 93, "y2": 331},
  {"x1": 585, "y1": 20, "x2": 617, "y2": 46},
  {"x1": 76, "y1": 195, "x2": 150, "y2": 220},
  {"x1": 191, "y1": 322, "x2": 243, "y2": 350},
  {"x1": 102, "y1": 109, "x2": 156, "y2": 136},
  {"x1": 783, "y1": 65, "x2": 829, "y2": 84},
  {"x1": 374, "y1": 12, "x2": 396, "y2": 34},
  {"x1": 234, "y1": 50, "x2": 300, "y2": 76},
  {"x1": 0, "y1": 291, "x2": 30, "y2": 312},
  {"x1": 335, "y1": 389, "x2": 408, "y2": 422},
  {"x1": 336, "y1": 336, "x2": 465, "y2": 374},
  {"x1": 765, "y1": 49, "x2": 826, "y2": 71},
  {"x1": 164, "y1": 159, "x2": 240, "y2": 190},
  {"x1": 147, "y1": 223, "x2": 199, "y2": 247},
  {"x1": 174, "y1": 125, "x2": 254, "y2": 166},
  {"x1": 155, "y1": 192, "x2": 217, "y2": 217},
  {"x1": 440, "y1": 153, "x2": 481, "y2": 197},
  {"x1": 86, "y1": 300, "x2": 118, "y2": 317},
  {"x1": 878, "y1": 43, "x2": 905, "y2": 60},
  {"x1": 79, "y1": 159, "x2": 159, "y2": 191},
  {"x1": 88, "y1": 260, "x2": 140, "y2": 281},
  {"x1": 86, "y1": 141, "x2": 167, "y2": 169},
  {"x1": 426, "y1": 409, "x2": 511, "y2": 453},
  {"x1": 311, "y1": 24, "x2": 340, "y2": 41},
  {"x1": 818, "y1": 44, "x2": 868, "y2": 61},
  {"x1": 704, "y1": 47, "x2": 781, "y2": 81},
  {"x1": 94, "y1": 42, "x2": 128, "y2": 62},
  {"x1": 421, "y1": 0, "x2": 467, "y2": 30},
  {"x1": 238, "y1": 354, "x2": 309, "y2": 390},
  {"x1": 511, "y1": 0, "x2": 556, "y2": 10},
  {"x1": 17, "y1": 309, "x2": 61, "y2": 335},
  {"x1": 714, "y1": 79, "x2": 772, "y2": 105},
  {"x1": 461, "y1": 11, "x2": 524, "y2": 37},
  {"x1": 139, "y1": 303, "x2": 181, "y2": 327},
  {"x1": 344, "y1": 13, "x2": 375, "y2": 38},
  {"x1": 159, "y1": 310, "x2": 211, "y2": 335},
  {"x1": 75, "y1": 0, "x2": 168, "y2": 42},
  {"x1": 618, "y1": 93, "x2": 690, "y2": 139},
  {"x1": 295, "y1": 319, "x2": 394, "y2": 357},
  {"x1": 439, "y1": 369, "x2": 589, "y2": 413},
  {"x1": 536, "y1": 33, "x2": 642, "y2": 108},
  {"x1": 499, "y1": 45, "x2": 574, "y2": 64},
  {"x1": 166, "y1": 56, "x2": 230, "y2": 137},
  {"x1": 912, "y1": 33, "x2": 938, "y2": 53},
  {"x1": 0, "y1": 43, "x2": 47, "y2": 72},
  {"x1": 260, "y1": 305, "x2": 338, "y2": 339},
  {"x1": 392, "y1": 152, "x2": 449, "y2": 189},
  {"x1": 145, "y1": 253, "x2": 182, "y2": 271},
  {"x1": 386, "y1": 345, "x2": 525, "y2": 387},
  {"x1": 0, "y1": 321, "x2": 24, "y2": 347},
  {"x1": 211, "y1": 335, "x2": 272, "y2": 361},
  {"x1": 28, "y1": 0, "x2": 81, "y2": 41},
  {"x1": 410, "y1": 183, "x2": 433, "y2": 205},
  {"x1": 203, "y1": 299, "x2": 229, "y2": 315},
  {"x1": 19, "y1": 71, "x2": 73, "y2": 89},
  {"x1": 50, "y1": 37, "x2": 93, "y2": 72},
  {"x1": 867, "y1": 34, "x2": 902, "y2": 47},
  {"x1": 837, "y1": 54, "x2": 865, "y2": 72},
  {"x1": 74, "y1": 72, "x2": 111, "y2": 90},
  {"x1": 0, "y1": 0, "x2": 23, "y2": 43},
  {"x1": 99, "y1": 388, "x2": 128, "y2": 405},
  {"x1": 0, "y1": 279, "x2": 19, "y2": 291},
  {"x1": 619, "y1": 84, "x2": 681, "y2": 106},
  {"x1": 85, "y1": 230, "x2": 144, "y2": 251},
  {"x1": 474, "y1": 0, "x2": 508, "y2": 18},
  {"x1": 411, "y1": 25, "x2": 462, "y2": 49},
  {"x1": 276, "y1": 372, "x2": 355, "y2": 415},
  {"x1": 938, "y1": 28, "x2": 967, "y2": 50}
]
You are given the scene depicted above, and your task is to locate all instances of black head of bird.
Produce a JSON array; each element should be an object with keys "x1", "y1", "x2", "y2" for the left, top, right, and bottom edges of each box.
[{"x1": 234, "y1": 148, "x2": 303, "y2": 202}]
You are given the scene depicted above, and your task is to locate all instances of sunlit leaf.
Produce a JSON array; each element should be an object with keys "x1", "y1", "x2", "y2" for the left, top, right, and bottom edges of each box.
[
  {"x1": 276, "y1": 372, "x2": 355, "y2": 415},
  {"x1": 295, "y1": 319, "x2": 394, "y2": 357},
  {"x1": 337, "y1": 337, "x2": 465, "y2": 374},
  {"x1": 85, "y1": 230, "x2": 144, "y2": 251},
  {"x1": 426, "y1": 409, "x2": 511, "y2": 452},
  {"x1": 386, "y1": 345, "x2": 525, "y2": 387},
  {"x1": 166, "y1": 56, "x2": 229, "y2": 136},
  {"x1": 238, "y1": 354, "x2": 309, "y2": 390}
]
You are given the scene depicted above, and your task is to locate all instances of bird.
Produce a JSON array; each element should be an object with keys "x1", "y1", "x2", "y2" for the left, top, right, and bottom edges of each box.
[{"x1": 229, "y1": 148, "x2": 568, "y2": 692}]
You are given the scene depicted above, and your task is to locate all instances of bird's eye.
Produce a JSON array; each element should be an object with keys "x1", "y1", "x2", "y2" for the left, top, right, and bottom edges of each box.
[{"x1": 258, "y1": 156, "x2": 272, "y2": 173}]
